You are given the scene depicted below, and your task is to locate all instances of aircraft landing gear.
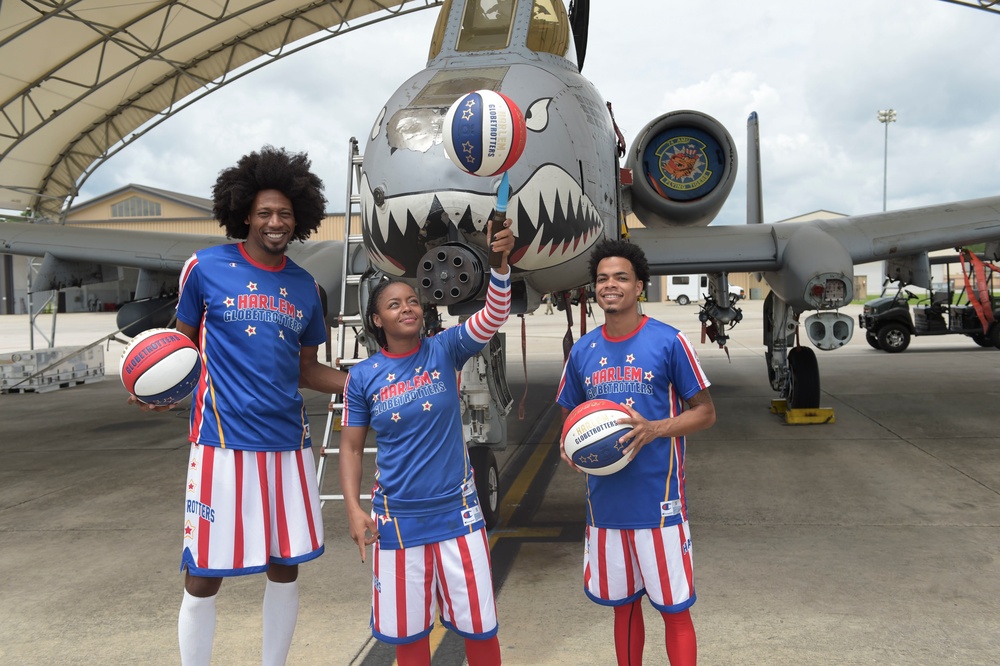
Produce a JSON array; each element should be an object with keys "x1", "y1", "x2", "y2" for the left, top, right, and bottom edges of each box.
[
  {"x1": 787, "y1": 346, "x2": 820, "y2": 409},
  {"x1": 469, "y1": 446, "x2": 500, "y2": 529},
  {"x1": 764, "y1": 292, "x2": 824, "y2": 411}
]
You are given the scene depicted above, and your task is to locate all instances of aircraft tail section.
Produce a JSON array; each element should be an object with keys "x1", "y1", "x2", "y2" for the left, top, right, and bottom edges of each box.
[{"x1": 747, "y1": 112, "x2": 763, "y2": 225}]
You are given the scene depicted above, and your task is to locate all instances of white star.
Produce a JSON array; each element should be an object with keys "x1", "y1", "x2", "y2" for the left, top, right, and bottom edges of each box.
[
  {"x1": 625, "y1": 397, "x2": 635, "y2": 407},
  {"x1": 645, "y1": 371, "x2": 654, "y2": 381},
  {"x1": 278, "y1": 330, "x2": 285, "y2": 340},
  {"x1": 247, "y1": 281, "x2": 257, "y2": 292},
  {"x1": 223, "y1": 297, "x2": 234, "y2": 307},
  {"x1": 245, "y1": 325, "x2": 256, "y2": 336},
  {"x1": 279, "y1": 287, "x2": 288, "y2": 297},
  {"x1": 599, "y1": 357, "x2": 608, "y2": 367},
  {"x1": 584, "y1": 377, "x2": 591, "y2": 386},
  {"x1": 422, "y1": 401, "x2": 432, "y2": 411},
  {"x1": 386, "y1": 373, "x2": 396, "y2": 382},
  {"x1": 626, "y1": 354, "x2": 635, "y2": 363},
  {"x1": 431, "y1": 370, "x2": 441, "y2": 380},
  {"x1": 391, "y1": 412, "x2": 401, "y2": 422}
]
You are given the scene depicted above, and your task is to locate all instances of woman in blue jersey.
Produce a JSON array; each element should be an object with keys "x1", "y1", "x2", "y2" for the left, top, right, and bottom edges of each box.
[{"x1": 339, "y1": 219, "x2": 514, "y2": 666}]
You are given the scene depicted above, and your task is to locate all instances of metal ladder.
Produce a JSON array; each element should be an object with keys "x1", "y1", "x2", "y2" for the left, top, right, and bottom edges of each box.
[{"x1": 315, "y1": 137, "x2": 376, "y2": 504}]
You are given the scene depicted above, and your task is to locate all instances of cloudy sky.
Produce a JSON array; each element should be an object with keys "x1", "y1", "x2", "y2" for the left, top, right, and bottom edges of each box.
[{"x1": 74, "y1": 0, "x2": 1000, "y2": 226}]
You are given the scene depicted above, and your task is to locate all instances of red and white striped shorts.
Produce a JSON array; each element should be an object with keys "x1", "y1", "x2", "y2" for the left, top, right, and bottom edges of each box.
[
  {"x1": 370, "y1": 527, "x2": 498, "y2": 643},
  {"x1": 180, "y1": 443, "x2": 324, "y2": 576},
  {"x1": 584, "y1": 522, "x2": 696, "y2": 613}
]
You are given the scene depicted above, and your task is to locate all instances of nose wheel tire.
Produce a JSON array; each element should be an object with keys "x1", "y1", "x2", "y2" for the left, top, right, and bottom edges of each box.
[
  {"x1": 787, "y1": 346, "x2": 820, "y2": 410},
  {"x1": 469, "y1": 446, "x2": 500, "y2": 529}
]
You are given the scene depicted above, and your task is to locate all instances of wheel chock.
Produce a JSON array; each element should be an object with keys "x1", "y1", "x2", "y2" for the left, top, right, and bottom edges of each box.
[{"x1": 770, "y1": 399, "x2": 836, "y2": 424}]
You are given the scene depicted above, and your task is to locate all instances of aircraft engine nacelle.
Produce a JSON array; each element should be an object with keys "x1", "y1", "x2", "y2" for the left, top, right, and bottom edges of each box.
[{"x1": 625, "y1": 111, "x2": 738, "y2": 228}]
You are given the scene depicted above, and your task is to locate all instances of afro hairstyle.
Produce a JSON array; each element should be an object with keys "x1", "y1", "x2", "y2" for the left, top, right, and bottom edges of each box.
[{"x1": 212, "y1": 145, "x2": 326, "y2": 242}]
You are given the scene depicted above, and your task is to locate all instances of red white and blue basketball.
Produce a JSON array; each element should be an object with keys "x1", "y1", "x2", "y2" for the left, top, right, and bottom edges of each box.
[
  {"x1": 561, "y1": 399, "x2": 634, "y2": 476},
  {"x1": 443, "y1": 90, "x2": 526, "y2": 177},
  {"x1": 120, "y1": 328, "x2": 201, "y2": 406}
]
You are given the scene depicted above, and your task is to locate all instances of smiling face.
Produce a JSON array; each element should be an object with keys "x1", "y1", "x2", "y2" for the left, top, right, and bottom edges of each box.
[
  {"x1": 372, "y1": 282, "x2": 424, "y2": 350},
  {"x1": 594, "y1": 256, "x2": 644, "y2": 316},
  {"x1": 244, "y1": 189, "x2": 294, "y2": 265}
]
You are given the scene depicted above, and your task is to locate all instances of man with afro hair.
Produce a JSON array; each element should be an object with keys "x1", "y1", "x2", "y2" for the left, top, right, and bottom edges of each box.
[{"x1": 132, "y1": 146, "x2": 347, "y2": 665}]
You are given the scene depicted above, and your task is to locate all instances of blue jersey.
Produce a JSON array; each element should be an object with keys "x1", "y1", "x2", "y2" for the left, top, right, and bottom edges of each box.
[
  {"x1": 342, "y1": 269, "x2": 511, "y2": 549},
  {"x1": 176, "y1": 243, "x2": 327, "y2": 451},
  {"x1": 556, "y1": 317, "x2": 710, "y2": 529}
]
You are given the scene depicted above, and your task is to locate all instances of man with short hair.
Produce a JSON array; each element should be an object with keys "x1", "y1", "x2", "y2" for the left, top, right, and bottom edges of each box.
[{"x1": 556, "y1": 238, "x2": 716, "y2": 666}]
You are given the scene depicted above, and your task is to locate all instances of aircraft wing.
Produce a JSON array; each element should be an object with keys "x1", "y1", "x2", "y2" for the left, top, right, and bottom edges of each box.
[
  {"x1": 0, "y1": 222, "x2": 345, "y2": 327},
  {"x1": 628, "y1": 195, "x2": 1000, "y2": 276}
]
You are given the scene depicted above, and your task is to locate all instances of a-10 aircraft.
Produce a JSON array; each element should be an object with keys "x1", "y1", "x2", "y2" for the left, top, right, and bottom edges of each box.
[
  {"x1": 3, "y1": 0, "x2": 1000, "y2": 523},
  {"x1": 359, "y1": 0, "x2": 1000, "y2": 406}
]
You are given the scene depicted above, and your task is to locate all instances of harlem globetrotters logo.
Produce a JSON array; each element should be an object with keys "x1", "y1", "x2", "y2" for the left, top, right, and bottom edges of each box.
[{"x1": 655, "y1": 137, "x2": 712, "y2": 191}]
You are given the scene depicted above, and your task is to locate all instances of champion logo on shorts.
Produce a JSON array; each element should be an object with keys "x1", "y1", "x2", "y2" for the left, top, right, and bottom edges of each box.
[
  {"x1": 660, "y1": 500, "x2": 681, "y2": 517},
  {"x1": 462, "y1": 478, "x2": 476, "y2": 497},
  {"x1": 461, "y1": 505, "x2": 482, "y2": 526}
]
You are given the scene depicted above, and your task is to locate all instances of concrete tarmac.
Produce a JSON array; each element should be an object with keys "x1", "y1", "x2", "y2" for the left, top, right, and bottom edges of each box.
[{"x1": 1, "y1": 301, "x2": 999, "y2": 665}]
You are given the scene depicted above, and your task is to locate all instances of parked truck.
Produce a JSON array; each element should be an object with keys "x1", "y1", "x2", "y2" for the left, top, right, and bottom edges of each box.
[{"x1": 667, "y1": 274, "x2": 745, "y2": 305}]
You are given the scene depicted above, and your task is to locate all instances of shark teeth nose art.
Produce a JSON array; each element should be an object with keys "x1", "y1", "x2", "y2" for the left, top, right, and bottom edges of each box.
[{"x1": 361, "y1": 165, "x2": 603, "y2": 276}]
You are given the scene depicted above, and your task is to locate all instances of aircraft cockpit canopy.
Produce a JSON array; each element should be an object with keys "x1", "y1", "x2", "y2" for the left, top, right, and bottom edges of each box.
[{"x1": 429, "y1": 0, "x2": 571, "y2": 60}]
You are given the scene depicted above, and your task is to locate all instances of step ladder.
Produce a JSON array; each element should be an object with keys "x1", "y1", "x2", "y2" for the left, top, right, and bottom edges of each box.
[{"x1": 315, "y1": 137, "x2": 378, "y2": 505}]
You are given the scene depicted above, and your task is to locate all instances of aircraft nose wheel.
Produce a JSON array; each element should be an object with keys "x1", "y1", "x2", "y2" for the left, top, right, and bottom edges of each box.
[
  {"x1": 469, "y1": 446, "x2": 500, "y2": 529},
  {"x1": 787, "y1": 346, "x2": 821, "y2": 409}
]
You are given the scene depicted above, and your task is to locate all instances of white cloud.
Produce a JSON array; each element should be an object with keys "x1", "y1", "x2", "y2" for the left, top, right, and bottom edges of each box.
[{"x1": 69, "y1": 0, "x2": 1000, "y2": 228}]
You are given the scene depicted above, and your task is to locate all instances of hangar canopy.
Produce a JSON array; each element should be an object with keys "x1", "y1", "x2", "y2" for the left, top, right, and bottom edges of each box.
[{"x1": 0, "y1": 0, "x2": 441, "y2": 221}]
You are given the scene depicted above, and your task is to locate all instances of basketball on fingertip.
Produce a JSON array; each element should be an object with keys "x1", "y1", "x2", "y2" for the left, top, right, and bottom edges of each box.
[
  {"x1": 120, "y1": 328, "x2": 201, "y2": 406},
  {"x1": 561, "y1": 399, "x2": 634, "y2": 476},
  {"x1": 443, "y1": 90, "x2": 526, "y2": 177}
]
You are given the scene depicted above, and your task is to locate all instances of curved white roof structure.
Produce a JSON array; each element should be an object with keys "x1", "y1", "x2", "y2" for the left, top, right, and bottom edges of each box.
[{"x1": 0, "y1": 0, "x2": 441, "y2": 220}]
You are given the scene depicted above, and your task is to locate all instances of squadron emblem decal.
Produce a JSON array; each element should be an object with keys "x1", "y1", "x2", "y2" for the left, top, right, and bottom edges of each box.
[{"x1": 655, "y1": 136, "x2": 712, "y2": 191}]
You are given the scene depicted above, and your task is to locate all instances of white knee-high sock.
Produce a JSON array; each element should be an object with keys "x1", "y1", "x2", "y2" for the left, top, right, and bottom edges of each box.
[
  {"x1": 262, "y1": 579, "x2": 299, "y2": 666},
  {"x1": 178, "y1": 590, "x2": 216, "y2": 666}
]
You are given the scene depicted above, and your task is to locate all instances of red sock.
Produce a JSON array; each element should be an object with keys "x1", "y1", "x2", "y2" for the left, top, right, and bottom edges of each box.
[
  {"x1": 395, "y1": 636, "x2": 431, "y2": 666},
  {"x1": 613, "y1": 599, "x2": 645, "y2": 665},
  {"x1": 464, "y1": 635, "x2": 501, "y2": 666},
  {"x1": 663, "y1": 609, "x2": 697, "y2": 666}
]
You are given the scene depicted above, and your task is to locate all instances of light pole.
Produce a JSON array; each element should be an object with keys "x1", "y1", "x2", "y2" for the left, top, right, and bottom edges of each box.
[{"x1": 877, "y1": 109, "x2": 897, "y2": 212}]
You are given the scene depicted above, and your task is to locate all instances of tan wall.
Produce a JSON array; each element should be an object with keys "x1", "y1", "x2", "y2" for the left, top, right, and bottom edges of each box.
[{"x1": 68, "y1": 196, "x2": 202, "y2": 222}]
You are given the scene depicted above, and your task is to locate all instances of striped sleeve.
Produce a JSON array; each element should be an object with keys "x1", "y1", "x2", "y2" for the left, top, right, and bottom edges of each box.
[{"x1": 463, "y1": 267, "x2": 511, "y2": 344}]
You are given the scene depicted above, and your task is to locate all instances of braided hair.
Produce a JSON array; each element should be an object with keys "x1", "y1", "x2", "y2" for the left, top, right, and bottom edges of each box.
[
  {"x1": 212, "y1": 145, "x2": 326, "y2": 241},
  {"x1": 364, "y1": 278, "x2": 420, "y2": 350}
]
